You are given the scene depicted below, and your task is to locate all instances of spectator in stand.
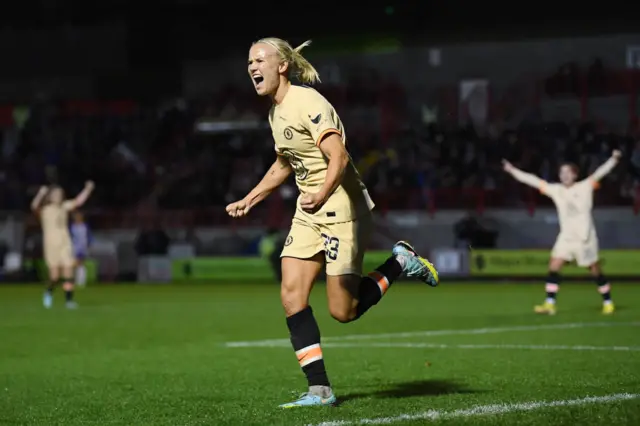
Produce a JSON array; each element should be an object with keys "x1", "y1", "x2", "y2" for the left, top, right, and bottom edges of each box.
[
  {"x1": 588, "y1": 58, "x2": 606, "y2": 96},
  {"x1": 1, "y1": 66, "x2": 637, "y2": 216}
]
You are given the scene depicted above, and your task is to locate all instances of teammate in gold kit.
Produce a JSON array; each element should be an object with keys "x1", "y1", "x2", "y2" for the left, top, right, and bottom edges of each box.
[
  {"x1": 503, "y1": 150, "x2": 621, "y2": 315},
  {"x1": 226, "y1": 37, "x2": 439, "y2": 408},
  {"x1": 31, "y1": 181, "x2": 95, "y2": 309}
]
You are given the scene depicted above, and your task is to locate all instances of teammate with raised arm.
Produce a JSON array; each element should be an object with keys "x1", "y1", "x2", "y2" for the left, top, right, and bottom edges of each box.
[
  {"x1": 226, "y1": 37, "x2": 439, "y2": 408},
  {"x1": 31, "y1": 181, "x2": 95, "y2": 308},
  {"x1": 502, "y1": 150, "x2": 621, "y2": 315}
]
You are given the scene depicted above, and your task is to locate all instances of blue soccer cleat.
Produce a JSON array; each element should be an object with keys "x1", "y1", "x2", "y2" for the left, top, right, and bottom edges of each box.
[
  {"x1": 392, "y1": 241, "x2": 439, "y2": 287},
  {"x1": 278, "y1": 392, "x2": 337, "y2": 408},
  {"x1": 43, "y1": 292, "x2": 53, "y2": 309}
]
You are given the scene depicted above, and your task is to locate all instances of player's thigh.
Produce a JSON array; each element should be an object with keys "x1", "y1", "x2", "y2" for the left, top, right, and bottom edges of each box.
[
  {"x1": 548, "y1": 257, "x2": 566, "y2": 271},
  {"x1": 576, "y1": 239, "x2": 599, "y2": 268},
  {"x1": 326, "y1": 274, "x2": 360, "y2": 323},
  {"x1": 44, "y1": 248, "x2": 60, "y2": 280},
  {"x1": 47, "y1": 265, "x2": 60, "y2": 281},
  {"x1": 59, "y1": 246, "x2": 76, "y2": 279},
  {"x1": 550, "y1": 239, "x2": 574, "y2": 269},
  {"x1": 324, "y1": 216, "x2": 373, "y2": 321},
  {"x1": 322, "y1": 215, "x2": 372, "y2": 278},
  {"x1": 280, "y1": 219, "x2": 325, "y2": 316}
]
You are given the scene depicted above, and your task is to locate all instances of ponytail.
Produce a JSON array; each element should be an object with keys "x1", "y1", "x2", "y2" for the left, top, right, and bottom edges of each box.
[
  {"x1": 291, "y1": 40, "x2": 321, "y2": 85},
  {"x1": 254, "y1": 37, "x2": 321, "y2": 85}
]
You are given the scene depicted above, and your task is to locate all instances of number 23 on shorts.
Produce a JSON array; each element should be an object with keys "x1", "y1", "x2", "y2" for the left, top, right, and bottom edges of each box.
[{"x1": 321, "y1": 233, "x2": 340, "y2": 261}]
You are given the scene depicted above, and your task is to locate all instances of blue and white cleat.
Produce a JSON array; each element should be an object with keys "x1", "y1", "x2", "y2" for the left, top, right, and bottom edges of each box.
[
  {"x1": 65, "y1": 301, "x2": 78, "y2": 310},
  {"x1": 278, "y1": 392, "x2": 337, "y2": 408},
  {"x1": 392, "y1": 241, "x2": 439, "y2": 287},
  {"x1": 43, "y1": 292, "x2": 53, "y2": 309}
]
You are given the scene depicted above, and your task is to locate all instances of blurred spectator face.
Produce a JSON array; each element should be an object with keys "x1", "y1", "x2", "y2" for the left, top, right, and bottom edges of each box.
[
  {"x1": 248, "y1": 43, "x2": 282, "y2": 97},
  {"x1": 73, "y1": 211, "x2": 84, "y2": 223},
  {"x1": 559, "y1": 164, "x2": 578, "y2": 186}
]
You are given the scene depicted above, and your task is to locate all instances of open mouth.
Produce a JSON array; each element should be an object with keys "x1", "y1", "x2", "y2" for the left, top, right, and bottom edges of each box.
[{"x1": 253, "y1": 75, "x2": 264, "y2": 86}]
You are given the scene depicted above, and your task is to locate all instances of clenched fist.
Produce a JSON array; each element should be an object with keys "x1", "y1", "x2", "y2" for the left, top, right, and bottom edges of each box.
[{"x1": 226, "y1": 199, "x2": 251, "y2": 218}]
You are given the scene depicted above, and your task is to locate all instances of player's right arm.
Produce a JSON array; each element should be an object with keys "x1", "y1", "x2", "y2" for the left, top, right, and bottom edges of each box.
[
  {"x1": 64, "y1": 181, "x2": 95, "y2": 210},
  {"x1": 502, "y1": 160, "x2": 548, "y2": 192},
  {"x1": 30, "y1": 186, "x2": 48, "y2": 213},
  {"x1": 226, "y1": 155, "x2": 292, "y2": 218}
]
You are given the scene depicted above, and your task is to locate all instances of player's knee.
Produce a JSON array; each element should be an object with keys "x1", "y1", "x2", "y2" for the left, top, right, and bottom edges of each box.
[
  {"x1": 548, "y1": 258, "x2": 563, "y2": 273},
  {"x1": 547, "y1": 271, "x2": 561, "y2": 283},
  {"x1": 326, "y1": 275, "x2": 359, "y2": 323},
  {"x1": 328, "y1": 305, "x2": 356, "y2": 323},
  {"x1": 280, "y1": 281, "x2": 308, "y2": 317}
]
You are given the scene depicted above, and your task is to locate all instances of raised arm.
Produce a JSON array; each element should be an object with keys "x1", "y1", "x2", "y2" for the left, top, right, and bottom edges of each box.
[
  {"x1": 502, "y1": 160, "x2": 546, "y2": 190},
  {"x1": 589, "y1": 150, "x2": 621, "y2": 183},
  {"x1": 66, "y1": 181, "x2": 95, "y2": 210},
  {"x1": 226, "y1": 155, "x2": 292, "y2": 218},
  {"x1": 30, "y1": 186, "x2": 48, "y2": 212}
]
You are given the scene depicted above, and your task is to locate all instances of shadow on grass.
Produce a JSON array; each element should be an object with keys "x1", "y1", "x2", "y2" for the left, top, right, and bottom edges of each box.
[{"x1": 337, "y1": 379, "x2": 482, "y2": 406}]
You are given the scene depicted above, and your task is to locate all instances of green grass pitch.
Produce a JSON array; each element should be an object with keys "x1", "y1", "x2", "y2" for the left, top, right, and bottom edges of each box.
[{"x1": 1, "y1": 282, "x2": 639, "y2": 425}]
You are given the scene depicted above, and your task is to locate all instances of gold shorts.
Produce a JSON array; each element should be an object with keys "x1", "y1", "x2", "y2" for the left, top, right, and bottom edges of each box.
[
  {"x1": 551, "y1": 237, "x2": 599, "y2": 267},
  {"x1": 44, "y1": 242, "x2": 76, "y2": 268},
  {"x1": 281, "y1": 214, "x2": 373, "y2": 276}
]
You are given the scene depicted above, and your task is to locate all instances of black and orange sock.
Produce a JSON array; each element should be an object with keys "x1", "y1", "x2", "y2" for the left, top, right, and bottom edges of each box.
[
  {"x1": 286, "y1": 306, "x2": 330, "y2": 388},
  {"x1": 355, "y1": 256, "x2": 403, "y2": 319}
]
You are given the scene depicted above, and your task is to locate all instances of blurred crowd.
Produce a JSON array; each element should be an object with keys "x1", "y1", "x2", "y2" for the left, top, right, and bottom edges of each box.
[{"x1": 1, "y1": 66, "x2": 640, "y2": 215}]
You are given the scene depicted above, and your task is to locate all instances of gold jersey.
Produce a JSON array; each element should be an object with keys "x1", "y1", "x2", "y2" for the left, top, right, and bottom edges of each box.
[
  {"x1": 40, "y1": 201, "x2": 74, "y2": 246},
  {"x1": 268, "y1": 85, "x2": 374, "y2": 224}
]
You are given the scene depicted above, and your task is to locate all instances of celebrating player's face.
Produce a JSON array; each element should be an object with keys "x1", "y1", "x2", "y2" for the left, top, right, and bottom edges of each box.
[
  {"x1": 559, "y1": 164, "x2": 577, "y2": 186},
  {"x1": 247, "y1": 43, "x2": 283, "y2": 96}
]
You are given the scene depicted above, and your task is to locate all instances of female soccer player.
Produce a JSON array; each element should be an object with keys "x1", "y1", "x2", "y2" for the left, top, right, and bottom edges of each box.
[
  {"x1": 31, "y1": 181, "x2": 95, "y2": 309},
  {"x1": 226, "y1": 37, "x2": 439, "y2": 408},
  {"x1": 502, "y1": 150, "x2": 621, "y2": 315}
]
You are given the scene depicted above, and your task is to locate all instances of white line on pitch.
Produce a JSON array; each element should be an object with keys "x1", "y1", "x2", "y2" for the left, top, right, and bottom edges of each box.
[
  {"x1": 307, "y1": 393, "x2": 640, "y2": 426},
  {"x1": 320, "y1": 342, "x2": 640, "y2": 352},
  {"x1": 224, "y1": 321, "x2": 640, "y2": 348}
]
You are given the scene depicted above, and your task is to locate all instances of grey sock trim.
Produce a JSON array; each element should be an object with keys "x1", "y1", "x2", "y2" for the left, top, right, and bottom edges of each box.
[{"x1": 308, "y1": 385, "x2": 332, "y2": 398}]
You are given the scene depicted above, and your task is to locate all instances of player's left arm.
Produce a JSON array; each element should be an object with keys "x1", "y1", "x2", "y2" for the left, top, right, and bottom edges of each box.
[
  {"x1": 66, "y1": 181, "x2": 95, "y2": 210},
  {"x1": 589, "y1": 150, "x2": 622, "y2": 185}
]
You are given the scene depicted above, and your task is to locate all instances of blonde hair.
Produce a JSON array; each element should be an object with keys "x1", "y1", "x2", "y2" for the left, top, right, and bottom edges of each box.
[{"x1": 255, "y1": 37, "x2": 321, "y2": 85}]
